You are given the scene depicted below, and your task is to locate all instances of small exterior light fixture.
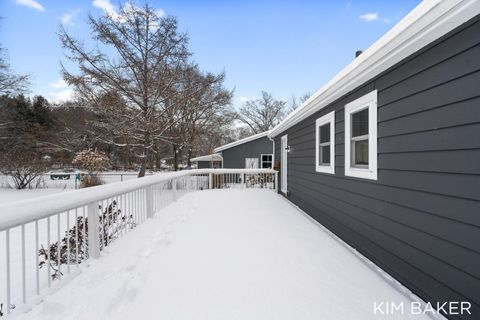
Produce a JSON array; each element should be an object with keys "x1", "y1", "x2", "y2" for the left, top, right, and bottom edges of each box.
[{"x1": 285, "y1": 145, "x2": 291, "y2": 153}]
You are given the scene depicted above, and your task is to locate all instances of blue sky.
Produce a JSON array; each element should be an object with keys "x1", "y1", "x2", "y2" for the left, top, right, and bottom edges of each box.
[{"x1": 0, "y1": 0, "x2": 421, "y2": 108}]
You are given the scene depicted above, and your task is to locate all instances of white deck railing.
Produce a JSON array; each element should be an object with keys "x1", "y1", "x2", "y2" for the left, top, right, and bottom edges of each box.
[{"x1": 0, "y1": 168, "x2": 277, "y2": 317}]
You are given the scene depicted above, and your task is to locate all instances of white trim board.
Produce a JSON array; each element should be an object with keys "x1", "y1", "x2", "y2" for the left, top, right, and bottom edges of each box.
[{"x1": 269, "y1": 0, "x2": 480, "y2": 138}]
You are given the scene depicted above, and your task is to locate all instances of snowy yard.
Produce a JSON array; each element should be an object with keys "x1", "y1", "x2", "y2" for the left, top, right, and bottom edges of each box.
[
  {"x1": 0, "y1": 172, "x2": 156, "y2": 205},
  {"x1": 11, "y1": 189, "x2": 436, "y2": 320}
]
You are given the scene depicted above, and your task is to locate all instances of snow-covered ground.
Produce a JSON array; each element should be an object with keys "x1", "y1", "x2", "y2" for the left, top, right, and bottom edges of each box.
[
  {"x1": 0, "y1": 172, "x2": 156, "y2": 204},
  {"x1": 13, "y1": 189, "x2": 437, "y2": 320},
  {"x1": 0, "y1": 171, "x2": 153, "y2": 188}
]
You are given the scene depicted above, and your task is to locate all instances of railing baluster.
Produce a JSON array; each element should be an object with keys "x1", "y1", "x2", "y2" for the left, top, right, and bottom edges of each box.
[
  {"x1": 35, "y1": 220, "x2": 39, "y2": 295},
  {"x1": 57, "y1": 213, "x2": 61, "y2": 277},
  {"x1": 75, "y1": 208, "x2": 79, "y2": 268},
  {"x1": 47, "y1": 216, "x2": 51, "y2": 287},
  {"x1": 87, "y1": 202, "x2": 100, "y2": 259},
  {"x1": 21, "y1": 224, "x2": 26, "y2": 303},
  {"x1": 6, "y1": 228, "x2": 11, "y2": 314},
  {"x1": 67, "y1": 210, "x2": 70, "y2": 274},
  {"x1": 82, "y1": 206, "x2": 87, "y2": 258}
]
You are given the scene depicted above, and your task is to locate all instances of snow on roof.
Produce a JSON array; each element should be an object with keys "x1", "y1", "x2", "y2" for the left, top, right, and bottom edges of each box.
[
  {"x1": 16, "y1": 189, "x2": 433, "y2": 320},
  {"x1": 190, "y1": 153, "x2": 223, "y2": 162},
  {"x1": 214, "y1": 131, "x2": 270, "y2": 153},
  {"x1": 269, "y1": 0, "x2": 480, "y2": 137}
]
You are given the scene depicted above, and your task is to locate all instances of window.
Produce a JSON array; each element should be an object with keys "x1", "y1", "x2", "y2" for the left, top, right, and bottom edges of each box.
[
  {"x1": 315, "y1": 111, "x2": 335, "y2": 174},
  {"x1": 344, "y1": 90, "x2": 377, "y2": 180},
  {"x1": 261, "y1": 154, "x2": 273, "y2": 169},
  {"x1": 245, "y1": 158, "x2": 259, "y2": 169}
]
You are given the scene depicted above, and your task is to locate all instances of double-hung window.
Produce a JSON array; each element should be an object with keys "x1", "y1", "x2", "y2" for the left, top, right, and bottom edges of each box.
[
  {"x1": 315, "y1": 111, "x2": 335, "y2": 174},
  {"x1": 261, "y1": 154, "x2": 273, "y2": 168},
  {"x1": 344, "y1": 90, "x2": 377, "y2": 180}
]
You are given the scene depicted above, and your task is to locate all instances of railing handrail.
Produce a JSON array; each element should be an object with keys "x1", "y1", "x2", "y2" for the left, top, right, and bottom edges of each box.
[{"x1": 0, "y1": 168, "x2": 276, "y2": 231}]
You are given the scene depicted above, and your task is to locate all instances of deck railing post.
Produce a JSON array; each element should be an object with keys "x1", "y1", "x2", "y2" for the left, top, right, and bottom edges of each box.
[
  {"x1": 87, "y1": 201, "x2": 101, "y2": 259},
  {"x1": 209, "y1": 173, "x2": 213, "y2": 189},
  {"x1": 274, "y1": 171, "x2": 278, "y2": 191},
  {"x1": 186, "y1": 174, "x2": 191, "y2": 192},
  {"x1": 242, "y1": 173, "x2": 246, "y2": 189},
  {"x1": 146, "y1": 186, "x2": 154, "y2": 218},
  {"x1": 173, "y1": 178, "x2": 177, "y2": 201}
]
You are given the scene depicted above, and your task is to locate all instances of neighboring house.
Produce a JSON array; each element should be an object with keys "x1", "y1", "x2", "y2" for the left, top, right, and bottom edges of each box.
[
  {"x1": 269, "y1": 1, "x2": 480, "y2": 318},
  {"x1": 190, "y1": 154, "x2": 223, "y2": 169},
  {"x1": 214, "y1": 131, "x2": 273, "y2": 169}
]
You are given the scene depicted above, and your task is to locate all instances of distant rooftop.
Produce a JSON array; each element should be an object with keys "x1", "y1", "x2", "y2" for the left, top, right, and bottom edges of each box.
[
  {"x1": 214, "y1": 131, "x2": 270, "y2": 153},
  {"x1": 190, "y1": 154, "x2": 223, "y2": 162}
]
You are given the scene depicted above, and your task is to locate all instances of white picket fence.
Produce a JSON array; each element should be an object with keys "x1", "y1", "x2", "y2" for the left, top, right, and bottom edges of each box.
[{"x1": 0, "y1": 168, "x2": 277, "y2": 317}]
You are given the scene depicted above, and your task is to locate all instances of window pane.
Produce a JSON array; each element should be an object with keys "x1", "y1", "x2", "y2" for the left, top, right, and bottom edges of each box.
[
  {"x1": 354, "y1": 139, "x2": 369, "y2": 165},
  {"x1": 321, "y1": 146, "x2": 330, "y2": 165},
  {"x1": 319, "y1": 123, "x2": 330, "y2": 143},
  {"x1": 352, "y1": 108, "x2": 368, "y2": 137}
]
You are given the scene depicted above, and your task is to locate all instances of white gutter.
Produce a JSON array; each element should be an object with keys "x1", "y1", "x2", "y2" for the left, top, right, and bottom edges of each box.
[{"x1": 269, "y1": 0, "x2": 480, "y2": 137}]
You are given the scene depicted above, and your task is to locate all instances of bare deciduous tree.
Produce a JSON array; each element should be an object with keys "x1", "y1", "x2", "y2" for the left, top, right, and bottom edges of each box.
[
  {"x1": 0, "y1": 45, "x2": 29, "y2": 95},
  {"x1": 288, "y1": 92, "x2": 311, "y2": 112},
  {"x1": 59, "y1": 4, "x2": 191, "y2": 177},
  {"x1": 168, "y1": 66, "x2": 233, "y2": 169},
  {"x1": 236, "y1": 91, "x2": 286, "y2": 134}
]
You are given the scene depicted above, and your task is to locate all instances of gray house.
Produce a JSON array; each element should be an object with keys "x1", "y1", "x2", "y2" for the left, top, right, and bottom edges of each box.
[
  {"x1": 269, "y1": 2, "x2": 480, "y2": 319},
  {"x1": 190, "y1": 154, "x2": 223, "y2": 169},
  {"x1": 214, "y1": 131, "x2": 273, "y2": 169}
]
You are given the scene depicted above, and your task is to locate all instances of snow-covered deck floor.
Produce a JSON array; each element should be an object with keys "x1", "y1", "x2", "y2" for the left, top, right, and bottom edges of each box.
[{"x1": 18, "y1": 189, "x2": 431, "y2": 320}]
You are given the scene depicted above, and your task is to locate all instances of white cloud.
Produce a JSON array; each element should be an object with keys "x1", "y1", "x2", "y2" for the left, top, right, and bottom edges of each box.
[
  {"x1": 93, "y1": 1, "x2": 165, "y2": 21},
  {"x1": 239, "y1": 97, "x2": 250, "y2": 102},
  {"x1": 49, "y1": 79, "x2": 73, "y2": 102},
  {"x1": 60, "y1": 10, "x2": 81, "y2": 26},
  {"x1": 359, "y1": 12, "x2": 378, "y2": 22},
  {"x1": 93, "y1": 0, "x2": 116, "y2": 15},
  {"x1": 156, "y1": 9, "x2": 166, "y2": 17},
  {"x1": 15, "y1": 0, "x2": 45, "y2": 11},
  {"x1": 61, "y1": 13, "x2": 73, "y2": 25},
  {"x1": 49, "y1": 89, "x2": 74, "y2": 102},
  {"x1": 50, "y1": 79, "x2": 68, "y2": 89}
]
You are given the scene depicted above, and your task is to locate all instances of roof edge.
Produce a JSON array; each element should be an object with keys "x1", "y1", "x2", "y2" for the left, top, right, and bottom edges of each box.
[
  {"x1": 190, "y1": 154, "x2": 223, "y2": 162},
  {"x1": 214, "y1": 131, "x2": 270, "y2": 152}
]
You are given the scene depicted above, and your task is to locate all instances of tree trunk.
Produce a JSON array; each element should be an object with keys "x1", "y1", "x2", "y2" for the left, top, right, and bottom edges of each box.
[
  {"x1": 138, "y1": 130, "x2": 150, "y2": 178},
  {"x1": 138, "y1": 160, "x2": 146, "y2": 177},
  {"x1": 172, "y1": 144, "x2": 178, "y2": 171},
  {"x1": 187, "y1": 148, "x2": 192, "y2": 169}
]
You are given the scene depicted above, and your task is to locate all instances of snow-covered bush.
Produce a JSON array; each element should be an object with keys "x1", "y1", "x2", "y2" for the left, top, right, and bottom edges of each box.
[
  {"x1": 38, "y1": 200, "x2": 136, "y2": 280},
  {"x1": 72, "y1": 150, "x2": 109, "y2": 188},
  {"x1": 0, "y1": 149, "x2": 46, "y2": 189}
]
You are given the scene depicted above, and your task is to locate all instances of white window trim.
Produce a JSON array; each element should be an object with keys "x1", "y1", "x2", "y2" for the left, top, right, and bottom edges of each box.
[
  {"x1": 315, "y1": 111, "x2": 335, "y2": 174},
  {"x1": 260, "y1": 153, "x2": 273, "y2": 169},
  {"x1": 344, "y1": 90, "x2": 378, "y2": 180}
]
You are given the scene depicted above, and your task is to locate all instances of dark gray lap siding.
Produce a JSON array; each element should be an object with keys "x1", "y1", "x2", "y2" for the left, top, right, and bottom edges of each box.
[
  {"x1": 274, "y1": 15, "x2": 480, "y2": 319},
  {"x1": 221, "y1": 136, "x2": 273, "y2": 168}
]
